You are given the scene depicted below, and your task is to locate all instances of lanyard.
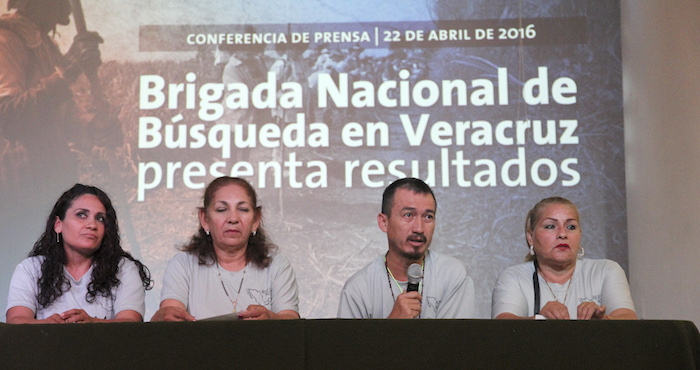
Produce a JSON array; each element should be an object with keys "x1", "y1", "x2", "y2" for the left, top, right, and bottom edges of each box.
[{"x1": 384, "y1": 253, "x2": 426, "y2": 318}]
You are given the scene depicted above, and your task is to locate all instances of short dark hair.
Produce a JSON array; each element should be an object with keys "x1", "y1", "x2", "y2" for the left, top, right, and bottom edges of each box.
[{"x1": 381, "y1": 177, "x2": 436, "y2": 216}]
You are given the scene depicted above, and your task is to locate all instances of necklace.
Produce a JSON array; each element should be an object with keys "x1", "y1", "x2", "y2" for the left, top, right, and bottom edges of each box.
[
  {"x1": 216, "y1": 262, "x2": 247, "y2": 313},
  {"x1": 539, "y1": 269, "x2": 573, "y2": 304},
  {"x1": 384, "y1": 253, "x2": 426, "y2": 318}
]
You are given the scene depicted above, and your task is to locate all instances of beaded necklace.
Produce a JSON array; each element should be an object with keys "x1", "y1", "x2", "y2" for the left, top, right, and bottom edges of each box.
[{"x1": 384, "y1": 252, "x2": 426, "y2": 318}]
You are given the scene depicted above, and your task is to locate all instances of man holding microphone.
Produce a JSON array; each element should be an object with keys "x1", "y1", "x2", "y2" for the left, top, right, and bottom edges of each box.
[{"x1": 338, "y1": 177, "x2": 475, "y2": 319}]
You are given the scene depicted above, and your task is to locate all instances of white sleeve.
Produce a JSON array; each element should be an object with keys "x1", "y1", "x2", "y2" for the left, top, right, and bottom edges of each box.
[
  {"x1": 492, "y1": 268, "x2": 531, "y2": 318},
  {"x1": 113, "y1": 258, "x2": 146, "y2": 317},
  {"x1": 337, "y1": 280, "x2": 368, "y2": 319},
  {"x1": 601, "y1": 260, "x2": 636, "y2": 313},
  {"x1": 436, "y1": 265, "x2": 476, "y2": 319},
  {"x1": 268, "y1": 254, "x2": 300, "y2": 314},
  {"x1": 6, "y1": 258, "x2": 41, "y2": 315},
  {"x1": 160, "y1": 253, "x2": 192, "y2": 307}
]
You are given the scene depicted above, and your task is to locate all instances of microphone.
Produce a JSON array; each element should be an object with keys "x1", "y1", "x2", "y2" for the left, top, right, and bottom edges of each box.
[{"x1": 406, "y1": 263, "x2": 423, "y2": 292}]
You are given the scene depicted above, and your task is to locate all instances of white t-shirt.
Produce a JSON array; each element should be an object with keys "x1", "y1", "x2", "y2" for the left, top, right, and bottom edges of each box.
[
  {"x1": 6, "y1": 256, "x2": 146, "y2": 320},
  {"x1": 160, "y1": 252, "x2": 299, "y2": 319},
  {"x1": 337, "y1": 251, "x2": 475, "y2": 319},
  {"x1": 491, "y1": 258, "x2": 636, "y2": 319}
]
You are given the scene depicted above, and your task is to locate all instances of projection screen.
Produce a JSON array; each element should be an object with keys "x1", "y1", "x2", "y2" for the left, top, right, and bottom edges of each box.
[{"x1": 0, "y1": 0, "x2": 625, "y2": 319}]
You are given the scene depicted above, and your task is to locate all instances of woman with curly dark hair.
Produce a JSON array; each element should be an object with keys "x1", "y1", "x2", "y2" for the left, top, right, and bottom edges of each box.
[
  {"x1": 6, "y1": 184, "x2": 152, "y2": 323},
  {"x1": 151, "y1": 176, "x2": 299, "y2": 321}
]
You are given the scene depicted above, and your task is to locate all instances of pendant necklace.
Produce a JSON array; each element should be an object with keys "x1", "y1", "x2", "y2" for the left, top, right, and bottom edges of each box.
[
  {"x1": 217, "y1": 262, "x2": 247, "y2": 313},
  {"x1": 540, "y1": 268, "x2": 573, "y2": 304}
]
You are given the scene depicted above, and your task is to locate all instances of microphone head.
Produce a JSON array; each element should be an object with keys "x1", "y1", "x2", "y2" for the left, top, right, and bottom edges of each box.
[{"x1": 407, "y1": 263, "x2": 423, "y2": 285}]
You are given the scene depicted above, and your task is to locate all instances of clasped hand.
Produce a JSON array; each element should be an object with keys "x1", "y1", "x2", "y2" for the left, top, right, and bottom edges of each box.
[
  {"x1": 43, "y1": 309, "x2": 98, "y2": 323},
  {"x1": 540, "y1": 301, "x2": 607, "y2": 320}
]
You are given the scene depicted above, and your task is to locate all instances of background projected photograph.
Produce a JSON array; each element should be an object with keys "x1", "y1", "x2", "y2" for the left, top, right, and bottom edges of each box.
[{"x1": 0, "y1": 0, "x2": 624, "y2": 319}]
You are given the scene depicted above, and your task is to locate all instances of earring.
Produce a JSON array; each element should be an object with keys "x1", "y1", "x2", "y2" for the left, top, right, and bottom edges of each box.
[
  {"x1": 529, "y1": 245, "x2": 535, "y2": 256},
  {"x1": 205, "y1": 230, "x2": 210, "y2": 236},
  {"x1": 252, "y1": 230, "x2": 257, "y2": 236},
  {"x1": 578, "y1": 247, "x2": 585, "y2": 258},
  {"x1": 56, "y1": 233, "x2": 61, "y2": 244}
]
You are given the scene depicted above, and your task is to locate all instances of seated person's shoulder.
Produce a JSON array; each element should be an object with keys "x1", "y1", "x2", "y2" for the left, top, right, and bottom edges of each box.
[
  {"x1": 341, "y1": 257, "x2": 381, "y2": 290},
  {"x1": 12, "y1": 256, "x2": 45, "y2": 277},
  {"x1": 268, "y1": 252, "x2": 289, "y2": 266},
  {"x1": 580, "y1": 258, "x2": 625, "y2": 274},
  {"x1": 431, "y1": 251, "x2": 469, "y2": 276},
  {"x1": 496, "y1": 262, "x2": 533, "y2": 281},
  {"x1": 170, "y1": 251, "x2": 199, "y2": 264}
]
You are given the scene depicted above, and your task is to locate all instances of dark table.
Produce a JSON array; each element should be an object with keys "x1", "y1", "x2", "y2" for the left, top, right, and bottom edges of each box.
[{"x1": 1, "y1": 319, "x2": 698, "y2": 369}]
